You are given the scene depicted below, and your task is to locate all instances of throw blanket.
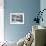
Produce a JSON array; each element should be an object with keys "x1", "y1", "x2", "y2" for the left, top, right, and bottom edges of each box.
[{"x1": 17, "y1": 32, "x2": 34, "y2": 46}]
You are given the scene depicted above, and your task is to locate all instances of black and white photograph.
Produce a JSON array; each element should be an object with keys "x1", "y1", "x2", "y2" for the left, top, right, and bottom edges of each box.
[{"x1": 10, "y1": 13, "x2": 24, "y2": 24}]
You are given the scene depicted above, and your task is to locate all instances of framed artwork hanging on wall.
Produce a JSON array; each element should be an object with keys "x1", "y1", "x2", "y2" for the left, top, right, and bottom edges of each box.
[{"x1": 10, "y1": 13, "x2": 24, "y2": 24}]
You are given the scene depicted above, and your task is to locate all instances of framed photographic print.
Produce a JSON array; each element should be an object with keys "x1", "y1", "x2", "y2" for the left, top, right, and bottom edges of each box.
[{"x1": 10, "y1": 13, "x2": 24, "y2": 24}]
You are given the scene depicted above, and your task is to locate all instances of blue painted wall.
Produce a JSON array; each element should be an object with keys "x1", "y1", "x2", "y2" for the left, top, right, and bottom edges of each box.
[
  {"x1": 4, "y1": 0, "x2": 40, "y2": 42},
  {"x1": 40, "y1": 0, "x2": 46, "y2": 27}
]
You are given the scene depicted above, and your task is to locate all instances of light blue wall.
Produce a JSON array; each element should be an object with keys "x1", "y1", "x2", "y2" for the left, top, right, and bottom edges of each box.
[
  {"x1": 4, "y1": 0, "x2": 40, "y2": 42},
  {"x1": 40, "y1": 0, "x2": 46, "y2": 27}
]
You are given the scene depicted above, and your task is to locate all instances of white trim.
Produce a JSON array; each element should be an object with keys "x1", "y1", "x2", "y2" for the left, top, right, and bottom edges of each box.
[
  {"x1": 0, "y1": 8, "x2": 4, "y2": 42},
  {"x1": 0, "y1": 0, "x2": 4, "y2": 42}
]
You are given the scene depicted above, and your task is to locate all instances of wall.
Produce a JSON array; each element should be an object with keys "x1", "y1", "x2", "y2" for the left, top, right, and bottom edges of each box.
[
  {"x1": 4, "y1": 0, "x2": 40, "y2": 42},
  {"x1": 40, "y1": 0, "x2": 46, "y2": 27}
]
